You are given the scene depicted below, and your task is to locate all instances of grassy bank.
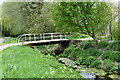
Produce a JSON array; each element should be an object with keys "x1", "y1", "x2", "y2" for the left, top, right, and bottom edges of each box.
[{"x1": 1, "y1": 46, "x2": 83, "y2": 78}]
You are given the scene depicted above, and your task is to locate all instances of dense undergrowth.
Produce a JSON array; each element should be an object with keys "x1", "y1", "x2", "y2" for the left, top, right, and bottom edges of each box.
[
  {"x1": 60, "y1": 40, "x2": 120, "y2": 74},
  {"x1": 1, "y1": 46, "x2": 83, "y2": 78}
]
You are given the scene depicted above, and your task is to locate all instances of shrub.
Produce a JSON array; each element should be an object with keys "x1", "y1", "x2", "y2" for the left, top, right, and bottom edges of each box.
[
  {"x1": 103, "y1": 59, "x2": 115, "y2": 72},
  {"x1": 86, "y1": 48, "x2": 102, "y2": 57},
  {"x1": 110, "y1": 51, "x2": 120, "y2": 62},
  {"x1": 97, "y1": 40, "x2": 109, "y2": 49},
  {"x1": 83, "y1": 56, "x2": 96, "y2": 65},
  {"x1": 110, "y1": 64, "x2": 120, "y2": 72},
  {"x1": 60, "y1": 45, "x2": 76, "y2": 58},
  {"x1": 82, "y1": 40, "x2": 95, "y2": 49},
  {"x1": 101, "y1": 50, "x2": 120, "y2": 62},
  {"x1": 90, "y1": 60, "x2": 101, "y2": 68},
  {"x1": 101, "y1": 50, "x2": 112, "y2": 60},
  {"x1": 68, "y1": 48, "x2": 82, "y2": 60},
  {"x1": 76, "y1": 57, "x2": 85, "y2": 65},
  {"x1": 109, "y1": 40, "x2": 120, "y2": 51}
]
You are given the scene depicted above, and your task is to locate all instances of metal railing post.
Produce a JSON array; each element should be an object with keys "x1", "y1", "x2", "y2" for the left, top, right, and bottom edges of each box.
[
  {"x1": 29, "y1": 34, "x2": 31, "y2": 41},
  {"x1": 51, "y1": 33, "x2": 53, "y2": 40},
  {"x1": 25, "y1": 35, "x2": 26, "y2": 42},
  {"x1": 60, "y1": 34, "x2": 62, "y2": 39},
  {"x1": 34, "y1": 34, "x2": 36, "y2": 41},
  {"x1": 43, "y1": 33, "x2": 45, "y2": 40}
]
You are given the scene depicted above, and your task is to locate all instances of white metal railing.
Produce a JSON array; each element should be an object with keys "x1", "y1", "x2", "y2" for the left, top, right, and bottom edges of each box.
[{"x1": 17, "y1": 33, "x2": 71, "y2": 42}]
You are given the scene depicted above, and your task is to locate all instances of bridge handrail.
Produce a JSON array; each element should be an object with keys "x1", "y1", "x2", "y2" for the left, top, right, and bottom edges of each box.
[{"x1": 17, "y1": 33, "x2": 71, "y2": 43}]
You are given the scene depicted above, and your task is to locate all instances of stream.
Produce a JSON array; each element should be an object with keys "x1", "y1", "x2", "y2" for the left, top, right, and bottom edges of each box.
[{"x1": 58, "y1": 58, "x2": 120, "y2": 80}]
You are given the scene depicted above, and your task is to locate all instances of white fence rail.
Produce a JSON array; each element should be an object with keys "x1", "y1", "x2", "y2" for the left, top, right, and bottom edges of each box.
[{"x1": 17, "y1": 33, "x2": 71, "y2": 42}]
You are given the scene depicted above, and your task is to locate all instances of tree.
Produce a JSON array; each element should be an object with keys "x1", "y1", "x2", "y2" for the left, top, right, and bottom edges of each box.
[
  {"x1": 52, "y1": 2, "x2": 112, "y2": 43},
  {"x1": 1, "y1": 2, "x2": 55, "y2": 36}
]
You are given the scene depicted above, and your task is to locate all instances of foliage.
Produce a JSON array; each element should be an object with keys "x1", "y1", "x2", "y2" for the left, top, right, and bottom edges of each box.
[
  {"x1": 82, "y1": 40, "x2": 95, "y2": 49},
  {"x1": 70, "y1": 33, "x2": 91, "y2": 39},
  {"x1": 68, "y1": 48, "x2": 81, "y2": 60},
  {"x1": 76, "y1": 57, "x2": 84, "y2": 65},
  {"x1": 59, "y1": 45, "x2": 76, "y2": 58},
  {"x1": 101, "y1": 50, "x2": 112, "y2": 60},
  {"x1": 86, "y1": 48, "x2": 101, "y2": 57},
  {"x1": 83, "y1": 56, "x2": 96, "y2": 65},
  {"x1": 1, "y1": 2, "x2": 55, "y2": 36},
  {"x1": 97, "y1": 40, "x2": 109, "y2": 49},
  {"x1": 90, "y1": 60, "x2": 101, "y2": 68},
  {"x1": 111, "y1": 21, "x2": 119, "y2": 40},
  {"x1": 52, "y1": 2, "x2": 112, "y2": 43},
  {"x1": 101, "y1": 50, "x2": 120, "y2": 62},
  {"x1": 103, "y1": 59, "x2": 115, "y2": 71},
  {"x1": 61, "y1": 40, "x2": 120, "y2": 73},
  {"x1": 109, "y1": 40, "x2": 120, "y2": 51},
  {"x1": 109, "y1": 51, "x2": 120, "y2": 62},
  {"x1": 110, "y1": 64, "x2": 120, "y2": 72},
  {"x1": 2, "y1": 46, "x2": 83, "y2": 78}
]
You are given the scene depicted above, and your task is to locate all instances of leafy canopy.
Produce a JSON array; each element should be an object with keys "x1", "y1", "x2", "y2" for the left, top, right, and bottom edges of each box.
[{"x1": 52, "y1": 2, "x2": 111, "y2": 39}]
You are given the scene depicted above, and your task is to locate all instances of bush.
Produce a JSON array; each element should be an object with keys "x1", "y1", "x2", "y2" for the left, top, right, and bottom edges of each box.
[
  {"x1": 101, "y1": 50, "x2": 120, "y2": 62},
  {"x1": 60, "y1": 45, "x2": 76, "y2": 58},
  {"x1": 90, "y1": 60, "x2": 101, "y2": 68},
  {"x1": 110, "y1": 64, "x2": 120, "y2": 72},
  {"x1": 97, "y1": 40, "x2": 109, "y2": 49},
  {"x1": 83, "y1": 56, "x2": 96, "y2": 65},
  {"x1": 82, "y1": 40, "x2": 95, "y2": 49},
  {"x1": 86, "y1": 48, "x2": 102, "y2": 57},
  {"x1": 103, "y1": 59, "x2": 115, "y2": 72},
  {"x1": 68, "y1": 48, "x2": 81, "y2": 60},
  {"x1": 110, "y1": 51, "x2": 120, "y2": 62},
  {"x1": 109, "y1": 40, "x2": 120, "y2": 51},
  {"x1": 101, "y1": 50, "x2": 112, "y2": 60},
  {"x1": 76, "y1": 57, "x2": 85, "y2": 65}
]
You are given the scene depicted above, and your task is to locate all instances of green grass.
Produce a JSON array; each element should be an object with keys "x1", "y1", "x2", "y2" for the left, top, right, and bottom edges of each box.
[
  {"x1": 0, "y1": 37, "x2": 17, "y2": 45},
  {"x1": 1, "y1": 46, "x2": 83, "y2": 78},
  {"x1": 3, "y1": 37, "x2": 17, "y2": 44}
]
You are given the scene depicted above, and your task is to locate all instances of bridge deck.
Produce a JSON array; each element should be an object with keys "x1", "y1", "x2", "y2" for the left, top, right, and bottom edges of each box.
[
  {"x1": 23, "y1": 38, "x2": 93, "y2": 46},
  {"x1": 23, "y1": 39, "x2": 71, "y2": 46}
]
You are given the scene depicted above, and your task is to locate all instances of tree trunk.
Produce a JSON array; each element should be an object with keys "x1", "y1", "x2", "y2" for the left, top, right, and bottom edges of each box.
[
  {"x1": 92, "y1": 36, "x2": 98, "y2": 44},
  {"x1": 109, "y1": 20, "x2": 112, "y2": 41}
]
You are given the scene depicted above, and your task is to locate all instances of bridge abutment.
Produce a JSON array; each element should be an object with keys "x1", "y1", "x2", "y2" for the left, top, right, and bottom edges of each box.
[{"x1": 53, "y1": 41, "x2": 70, "y2": 55}]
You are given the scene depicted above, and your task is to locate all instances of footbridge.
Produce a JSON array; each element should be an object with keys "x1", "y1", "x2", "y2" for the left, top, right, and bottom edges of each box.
[
  {"x1": 17, "y1": 33, "x2": 72, "y2": 46},
  {"x1": 17, "y1": 33, "x2": 93, "y2": 46}
]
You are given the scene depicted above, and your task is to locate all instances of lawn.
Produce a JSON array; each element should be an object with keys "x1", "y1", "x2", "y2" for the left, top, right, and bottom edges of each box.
[{"x1": 1, "y1": 46, "x2": 83, "y2": 78}]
